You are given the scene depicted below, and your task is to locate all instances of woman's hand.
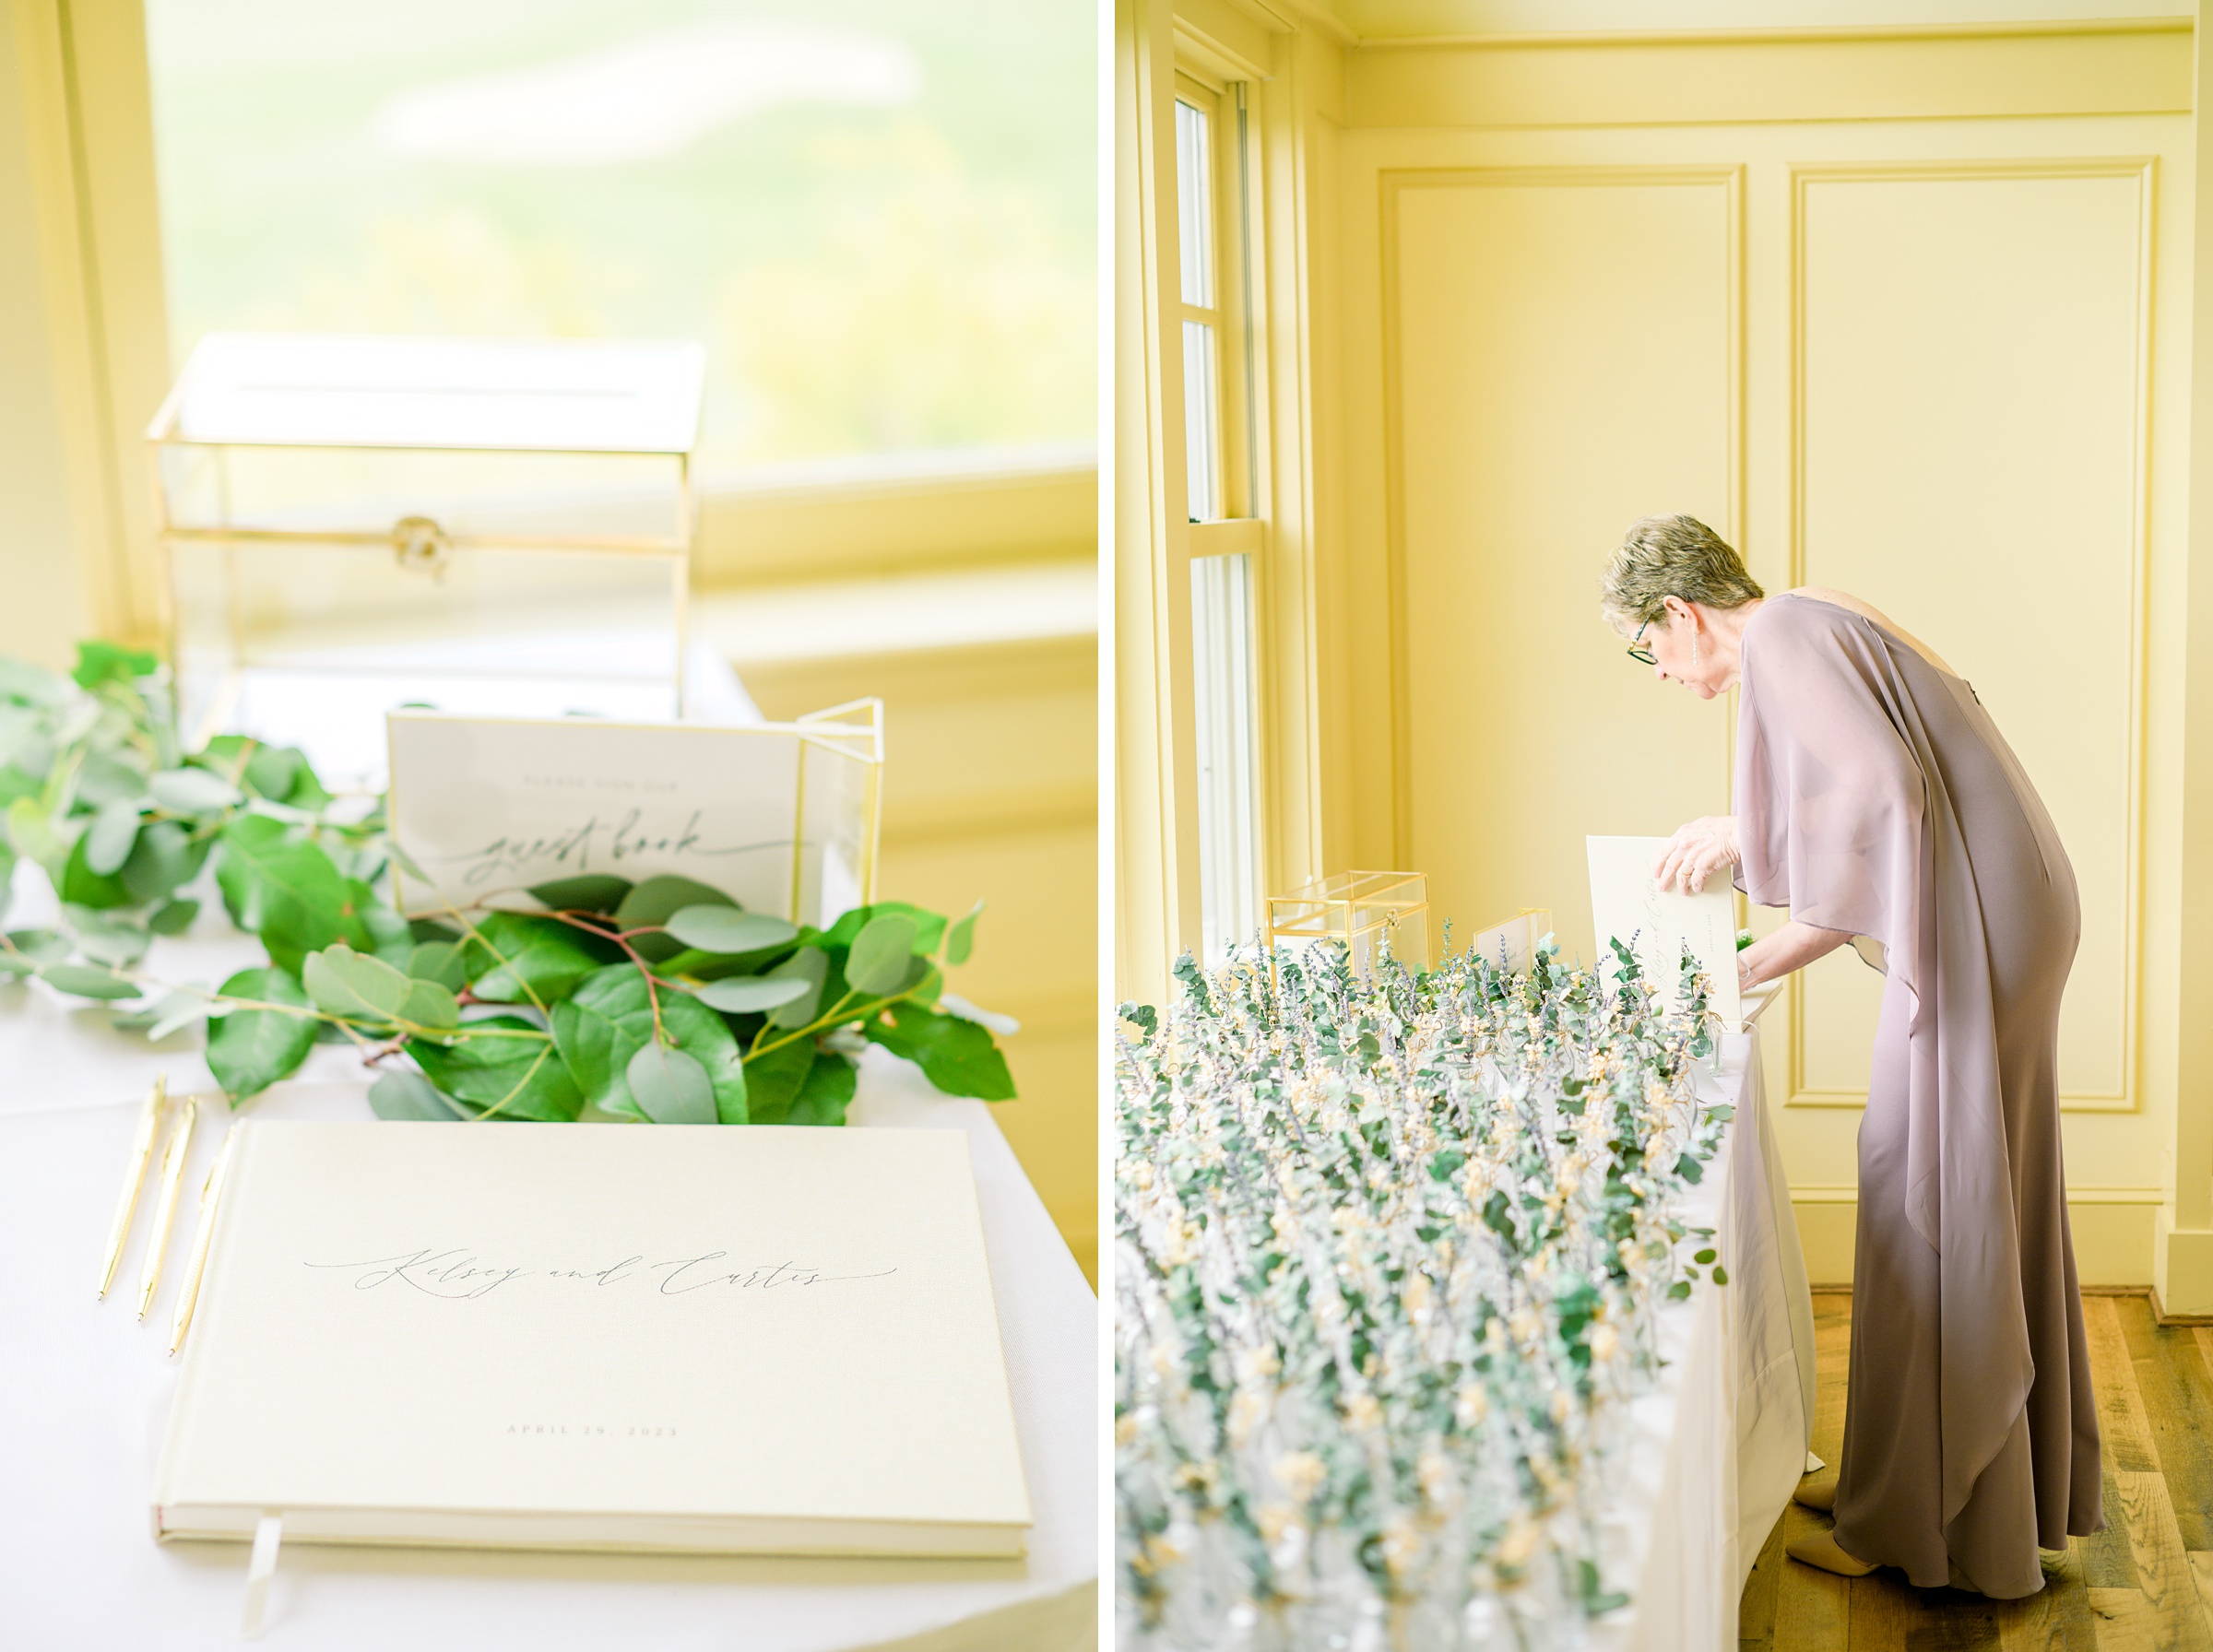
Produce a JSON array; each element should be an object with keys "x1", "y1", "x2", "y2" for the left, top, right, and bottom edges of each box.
[
  {"x1": 1738, "y1": 921, "x2": 1852, "y2": 991},
  {"x1": 1653, "y1": 816, "x2": 1740, "y2": 895}
]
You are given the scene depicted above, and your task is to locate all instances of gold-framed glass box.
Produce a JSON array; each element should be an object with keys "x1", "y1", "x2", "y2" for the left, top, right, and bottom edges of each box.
[
  {"x1": 1265, "y1": 870, "x2": 1432, "y2": 977},
  {"x1": 149, "y1": 333, "x2": 704, "y2": 787}
]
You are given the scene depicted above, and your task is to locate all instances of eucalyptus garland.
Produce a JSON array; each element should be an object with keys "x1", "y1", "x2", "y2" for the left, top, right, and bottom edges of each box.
[
  {"x1": 1115, "y1": 933, "x2": 1730, "y2": 1650},
  {"x1": 0, "y1": 643, "x2": 1013, "y2": 1121}
]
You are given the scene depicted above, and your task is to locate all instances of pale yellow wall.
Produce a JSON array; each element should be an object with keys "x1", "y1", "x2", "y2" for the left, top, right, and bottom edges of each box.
[
  {"x1": 1321, "y1": 22, "x2": 2203, "y2": 1297},
  {"x1": 0, "y1": 0, "x2": 170, "y2": 662},
  {"x1": 738, "y1": 625, "x2": 1098, "y2": 1284}
]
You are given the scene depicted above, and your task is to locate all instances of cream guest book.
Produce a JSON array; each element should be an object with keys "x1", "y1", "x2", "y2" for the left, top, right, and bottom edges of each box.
[{"x1": 153, "y1": 1122, "x2": 1032, "y2": 1558}]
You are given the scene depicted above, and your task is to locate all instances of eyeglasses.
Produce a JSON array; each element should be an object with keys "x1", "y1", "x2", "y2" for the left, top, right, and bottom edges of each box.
[{"x1": 1626, "y1": 623, "x2": 1657, "y2": 666}]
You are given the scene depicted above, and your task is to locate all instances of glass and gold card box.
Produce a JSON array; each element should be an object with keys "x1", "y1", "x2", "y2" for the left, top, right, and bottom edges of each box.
[
  {"x1": 148, "y1": 333, "x2": 704, "y2": 786},
  {"x1": 1266, "y1": 870, "x2": 1432, "y2": 977}
]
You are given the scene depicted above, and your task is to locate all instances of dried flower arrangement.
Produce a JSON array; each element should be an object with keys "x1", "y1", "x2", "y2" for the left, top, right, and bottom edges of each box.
[{"x1": 1115, "y1": 933, "x2": 1729, "y2": 1650}]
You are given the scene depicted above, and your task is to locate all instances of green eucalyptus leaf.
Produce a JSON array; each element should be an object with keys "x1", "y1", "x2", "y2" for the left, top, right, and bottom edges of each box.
[
  {"x1": 613, "y1": 875, "x2": 733, "y2": 961},
  {"x1": 461, "y1": 911, "x2": 620, "y2": 1005},
  {"x1": 3, "y1": 928, "x2": 70, "y2": 966},
  {"x1": 863, "y1": 1002, "x2": 1015, "y2": 1101},
  {"x1": 369, "y1": 1069, "x2": 466, "y2": 1121},
  {"x1": 121, "y1": 819, "x2": 204, "y2": 904},
  {"x1": 350, "y1": 884, "x2": 414, "y2": 964},
  {"x1": 552, "y1": 962, "x2": 747, "y2": 1123},
  {"x1": 764, "y1": 946, "x2": 829, "y2": 1028},
  {"x1": 740, "y1": 1036, "x2": 815, "y2": 1123},
  {"x1": 243, "y1": 743, "x2": 302, "y2": 802},
  {"x1": 75, "y1": 749, "x2": 150, "y2": 808},
  {"x1": 71, "y1": 640, "x2": 157, "y2": 689},
  {"x1": 846, "y1": 913, "x2": 919, "y2": 996},
  {"x1": 59, "y1": 831, "x2": 130, "y2": 910},
  {"x1": 824, "y1": 901, "x2": 946, "y2": 956},
  {"x1": 148, "y1": 898, "x2": 199, "y2": 936},
  {"x1": 303, "y1": 943, "x2": 412, "y2": 1021},
  {"x1": 789, "y1": 1049, "x2": 858, "y2": 1126},
  {"x1": 6, "y1": 798, "x2": 68, "y2": 879},
  {"x1": 529, "y1": 873, "x2": 632, "y2": 914},
  {"x1": 550, "y1": 996, "x2": 638, "y2": 1119},
  {"x1": 409, "y1": 1016, "x2": 582, "y2": 1121},
  {"x1": 62, "y1": 905, "x2": 151, "y2": 968},
  {"x1": 0, "y1": 657, "x2": 69, "y2": 704},
  {"x1": 148, "y1": 766, "x2": 242, "y2": 815},
  {"x1": 39, "y1": 962, "x2": 139, "y2": 1000},
  {"x1": 206, "y1": 966, "x2": 316, "y2": 1100},
  {"x1": 945, "y1": 900, "x2": 983, "y2": 966},
  {"x1": 199, "y1": 737, "x2": 323, "y2": 807},
  {"x1": 694, "y1": 974, "x2": 811, "y2": 1013},
  {"x1": 399, "y1": 979, "x2": 461, "y2": 1032},
  {"x1": 142, "y1": 991, "x2": 212, "y2": 1043},
  {"x1": 627, "y1": 1041, "x2": 716, "y2": 1125},
  {"x1": 664, "y1": 905, "x2": 798, "y2": 956},
  {"x1": 82, "y1": 799, "x2": 142, "y2": 876},
  {"x1": 406, "y1": 939, "x2": 469, "y2": 989},
  {"x1": 214, "y1": 814, "x2": 354, "y2": 972}
]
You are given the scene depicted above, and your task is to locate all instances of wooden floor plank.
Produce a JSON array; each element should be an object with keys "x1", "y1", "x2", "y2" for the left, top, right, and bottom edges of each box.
[
  {"x1": 2113, "y1": 1470, "x2": 2213, "y2": 1652},
  {"x1": 2084, "y1": 1299, "x2": 2159, "y2": 1473},
  {"x1": 1993, "y1": 1547, "x2": 2099, "y2": 1652},
  {"x1": 2188, "y1": 1552, "x2": 2213, "y2": 1638},
  {"x1": 2115, "y1": 1297, "x2": 2213, "y2": 1552},
  {"x1": 2081, "y1": 1299, "x2": 2146, "y2": 1591},
  {"x1": 1772, "y1": 1499, "x2": 1851, "y2": 1647},
  {"x1": 1849, "y1": 1574, "x2": 1999, "y2": 1650},
  {"x1": 1739, "y1": 1502, "x2": 1786, "y2": 1652},
  {"x1": 2086, "y1": 1586, "x2": 2159, "y2": 1648},
  {"x1": 1743, "y1": 1292, "x2": 2209, "y2": 1652},
  {"x1": 1840, "y1": 1571, "x2": 1918, "y2": 1651}
]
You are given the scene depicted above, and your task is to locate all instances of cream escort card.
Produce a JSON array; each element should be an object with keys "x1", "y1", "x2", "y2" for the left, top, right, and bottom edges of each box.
[
  {"x1": 153, "y1": 1122, "x2": 1031, "y2": 1559},
  {"x1": 385, "y1": 706, "x2": 880, "y2": 926},
  {"x1": 1586, "y1": 834, "x2": 1743, "y2": 1025}
]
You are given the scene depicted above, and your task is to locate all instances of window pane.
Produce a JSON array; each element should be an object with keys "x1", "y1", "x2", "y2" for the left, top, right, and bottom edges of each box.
[
  {"x1": 1191, "y1": 551, "x2": 1260, "y2": 962},
  {"x1": 1182, "y1": 321, "x2": 1218, "y2": 523},
  {"x1": 1173, "y1": 98, "x2": 1211, "y2": 310},
  {"x1": 143, "y1": 1, "x2": 1095, "y2": 476}
]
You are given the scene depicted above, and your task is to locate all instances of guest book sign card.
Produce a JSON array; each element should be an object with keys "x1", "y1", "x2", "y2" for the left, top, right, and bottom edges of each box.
[
  {"x1": 1586, "y1": 835, "x2": 1742, "y2": 1025},
  {"x1": 153, "y1": 1122, "x2": 1031, "y2": 1557},
  {"x1": 386, "y1": 709, "x2": 873, "y2": 926}
]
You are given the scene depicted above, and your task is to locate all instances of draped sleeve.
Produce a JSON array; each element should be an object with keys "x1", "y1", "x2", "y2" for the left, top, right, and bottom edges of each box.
[{"x1": 1734, "y1": 596, "x2": 1928, "y2": 1013}]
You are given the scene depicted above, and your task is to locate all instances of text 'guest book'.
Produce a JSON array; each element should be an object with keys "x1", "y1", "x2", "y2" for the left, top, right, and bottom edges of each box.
[{"x1": 153, "y1": 1122, "x2": 1031, "y2": 1559}]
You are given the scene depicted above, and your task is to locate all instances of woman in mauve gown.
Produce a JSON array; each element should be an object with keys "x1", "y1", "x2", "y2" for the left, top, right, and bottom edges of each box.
[{"x1": 1597, "y1": 514, "x2": 2101, "y2": 1599}]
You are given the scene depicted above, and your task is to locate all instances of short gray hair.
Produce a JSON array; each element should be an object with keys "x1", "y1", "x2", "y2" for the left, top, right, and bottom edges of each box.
[{"x1": 1598, "y1": 514, "x2": 1764, "y2": 633}]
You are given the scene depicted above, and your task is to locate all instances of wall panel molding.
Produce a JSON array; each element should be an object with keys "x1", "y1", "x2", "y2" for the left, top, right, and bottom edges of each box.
[
  {"x1": 1783, "y1": 156, "x2": 2155, "y2": 1115},
  {"x1": 1344, "y1": 28, "x2": 2189, "y2": 130},
  {"x1": 1378, "y1": 163, "x2": 1744, "y2": 872}
]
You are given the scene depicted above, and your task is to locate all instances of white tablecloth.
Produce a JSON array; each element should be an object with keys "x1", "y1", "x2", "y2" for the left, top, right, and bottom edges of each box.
[
  {"x1": 0, "y1": 979, "x2": 1097, "y2": 1650},
  {"x1": 1594, "y1": 1024, "x2": 1817, "y2": 1651}
]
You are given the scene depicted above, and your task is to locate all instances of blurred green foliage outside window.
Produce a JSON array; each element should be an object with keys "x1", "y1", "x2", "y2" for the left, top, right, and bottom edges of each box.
[{"x1": 145, "y1": 0, "x2": 1095, "y2": 476}]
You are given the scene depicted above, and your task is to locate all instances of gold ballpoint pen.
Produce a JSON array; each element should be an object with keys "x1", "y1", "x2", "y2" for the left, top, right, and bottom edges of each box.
[
  {"x1": 169, "y1": 1121, "x2": 239, "y2": 1356},
  {"x1": 97, "y1": 1076, "x2": 168, "y2": 1299},
  {"x1": 136, "y1": 1095, "x2": 199, "y2": 1321}
]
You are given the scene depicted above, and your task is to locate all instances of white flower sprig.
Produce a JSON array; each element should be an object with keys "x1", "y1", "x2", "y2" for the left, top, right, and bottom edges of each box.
[{"x1": 1115, "y1": 935, "x2": 1731, "y2": 1650}]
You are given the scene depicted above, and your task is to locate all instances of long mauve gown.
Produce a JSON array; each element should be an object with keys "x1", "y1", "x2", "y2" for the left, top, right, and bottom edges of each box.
[{"x1": 1733, "y1": 594, "x2": 2101, "y2": 1599}]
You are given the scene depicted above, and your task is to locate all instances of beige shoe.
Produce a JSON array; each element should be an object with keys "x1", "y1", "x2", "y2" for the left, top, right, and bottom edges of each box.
[
  {"x1": 1786, "y1": 1529, "x2": 1877, "y2": 1577},
  {"x1": 1793, "y1": 1478, "x2": 1837, "y2": 1513}
]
